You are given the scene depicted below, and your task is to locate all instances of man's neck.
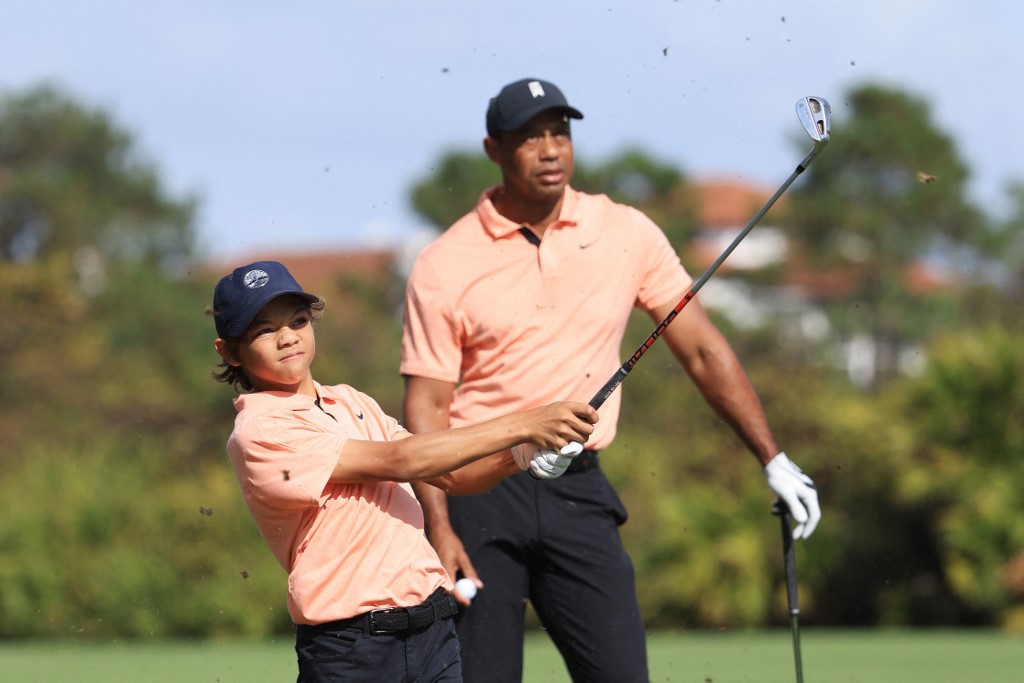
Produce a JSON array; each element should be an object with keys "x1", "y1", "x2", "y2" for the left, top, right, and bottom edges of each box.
[{"x1": 493, "y1": 186, "x2": 565, "y2": 237}]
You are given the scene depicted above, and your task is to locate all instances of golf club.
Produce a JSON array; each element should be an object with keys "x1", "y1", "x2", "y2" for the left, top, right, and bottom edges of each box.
[
  {"x1": 587, "y1": 96, "x2": 831, "y2": 410},
  {"x1": 774, "y1": 499, "x2": 805, "y2": 683}
]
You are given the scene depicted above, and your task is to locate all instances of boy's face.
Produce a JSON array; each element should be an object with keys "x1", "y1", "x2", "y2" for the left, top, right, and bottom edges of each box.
[{"x1": 216, "y1": 294, "x2": 317, "y2": 395}]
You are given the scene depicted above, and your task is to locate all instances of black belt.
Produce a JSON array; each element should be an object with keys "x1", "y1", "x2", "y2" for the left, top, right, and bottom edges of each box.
[
  {"x1": 297, "y1": 588, "x2": 458, "y2": 637},
  {"x1": 565, "y1": 449, "x2": 599, "y2": 474}
]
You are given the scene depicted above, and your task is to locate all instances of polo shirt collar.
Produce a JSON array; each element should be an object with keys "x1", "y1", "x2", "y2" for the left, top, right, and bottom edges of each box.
[
  {"x1": 476, "y1": 185, "x2": 595, "y2": 246},
  {"x1": 233, "y1": 381, "x2": 332, "y2": 414}
]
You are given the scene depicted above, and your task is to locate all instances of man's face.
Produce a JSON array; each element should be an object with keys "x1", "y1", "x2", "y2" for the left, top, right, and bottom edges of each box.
[{"x1": 488, "y1": 109, "x2": 574, "y2": 205}]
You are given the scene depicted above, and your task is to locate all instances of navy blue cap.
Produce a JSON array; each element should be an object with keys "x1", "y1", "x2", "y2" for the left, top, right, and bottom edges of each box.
[
  {"x1": 212, "y1": 261, "x2": 319, "y2": 338},
  {"x1": 486, "y1": 78, "x2": 583, "y2": 138}
]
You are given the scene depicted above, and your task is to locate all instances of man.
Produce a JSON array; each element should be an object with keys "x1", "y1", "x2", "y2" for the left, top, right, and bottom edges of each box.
[{"x1": 400, "y1": 78, "x2": 820, "y2": 682}]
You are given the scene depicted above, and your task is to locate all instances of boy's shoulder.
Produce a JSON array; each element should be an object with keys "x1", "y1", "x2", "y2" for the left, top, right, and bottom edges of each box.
[
  {"x1": 317, "y1": 382, "x2": 362, "y2": 403},
  {"x1": 316, "y1": 383, "x2": 387, "y2": 415}
]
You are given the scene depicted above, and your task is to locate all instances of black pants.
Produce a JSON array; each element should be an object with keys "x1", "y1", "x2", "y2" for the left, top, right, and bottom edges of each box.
[
  {"x1": 295, "y1": 591, "x2": 462, "y2": 682},
  {"x1": 449, "y1": 461, "x2": 648, "y2": 683}
]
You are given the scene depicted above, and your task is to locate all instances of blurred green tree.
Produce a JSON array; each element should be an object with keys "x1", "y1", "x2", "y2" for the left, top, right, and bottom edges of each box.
[
  {"x1": 4, "y1": 79, "x2": 1023, "y2": 639},
  {"x1": 409, "y1": 151, "x2": 500, "y2": 230},
  {"x1": 981, "y1": 181, "x2": 1024, "y2": 311},
  {"x1": 784, "y1": 84, "x2": 986, "y2": 386},
  {"x1": 899, "y1": 326, "x2": 1024, "y2": 627},
  {"x1": 0, "y1": 84, "x2": 196, "y2": 269},
  {"x1": 0, "y1": 84, "x2": 207, "y2": 465}
]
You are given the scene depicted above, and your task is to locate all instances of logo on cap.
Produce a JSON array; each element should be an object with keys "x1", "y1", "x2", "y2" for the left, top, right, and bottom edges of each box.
[
  {"x1": 528, "y1": 81, "x2": 545, "y2": 99},
  {"x1": 243, "y1": 269, "x2": 270, "y2": 289}
]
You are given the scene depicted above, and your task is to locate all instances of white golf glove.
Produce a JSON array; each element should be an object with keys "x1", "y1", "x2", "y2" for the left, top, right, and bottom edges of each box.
[
  {"x1": 512, "y1": 442, "x2": 584, "y2": 480},
  {"x1": 764, "y1": 452, "x2": 821, "y2": 539}
]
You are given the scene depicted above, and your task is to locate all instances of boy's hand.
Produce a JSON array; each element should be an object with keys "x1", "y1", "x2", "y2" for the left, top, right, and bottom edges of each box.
[{"x1": 527, "y1": 401, "x2": 598, "y2": 452}]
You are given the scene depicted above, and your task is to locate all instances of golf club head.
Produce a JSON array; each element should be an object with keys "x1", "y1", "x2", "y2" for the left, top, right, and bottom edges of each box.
[{"x1": 796, "y1": 96, "x2": 831, "y2": 142}]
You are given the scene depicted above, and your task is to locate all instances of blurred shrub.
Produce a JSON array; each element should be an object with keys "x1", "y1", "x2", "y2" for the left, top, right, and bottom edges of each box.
[
  {"x1": 2, "y1": 262, "x2": 1023, "y2": 637},
  {"x1": 0, "y1": 438, "x2": 286, "y2": 638}
]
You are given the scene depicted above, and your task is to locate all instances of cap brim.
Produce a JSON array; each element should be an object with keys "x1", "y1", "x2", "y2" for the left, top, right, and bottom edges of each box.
[
  {"x1": 223, "y1": 290, "x2": 320, "y2": 338},
  {"x1": 503, "y1": 105, "x2": 584, "y2": 134}
]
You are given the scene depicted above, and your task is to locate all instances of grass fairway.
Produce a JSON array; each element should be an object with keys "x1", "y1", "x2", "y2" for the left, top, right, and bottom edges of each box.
[
  {"x1": 527, "y1": 629, "x2": 1024, "y2": 682},
  {"x1": 0, "y1": 629, "x2": 1020, "y2": 682}
]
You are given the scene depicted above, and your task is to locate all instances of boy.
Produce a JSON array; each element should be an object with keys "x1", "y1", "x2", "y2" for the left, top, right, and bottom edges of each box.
[{"x1": 211, "y1": 261, "x2": 597, "y2": 682}]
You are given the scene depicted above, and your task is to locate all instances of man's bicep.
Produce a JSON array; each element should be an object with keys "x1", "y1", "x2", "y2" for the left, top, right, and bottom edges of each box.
[{"x1": 652, "y1": 297, "x2": 729, "y2": 368}]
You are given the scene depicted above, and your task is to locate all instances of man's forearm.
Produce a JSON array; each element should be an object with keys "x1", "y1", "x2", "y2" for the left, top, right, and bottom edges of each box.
[
  {"x1": 413, "y1": 481, "x2": 452, "y2": 532},
  {"x1": 691, "y1": 349, "x2": 778, "y2": 465}
]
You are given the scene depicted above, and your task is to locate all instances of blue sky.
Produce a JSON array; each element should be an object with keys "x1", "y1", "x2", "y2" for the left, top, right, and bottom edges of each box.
[{"x1": 2, "y1": 1, "x2": 1021, "y2": 261}]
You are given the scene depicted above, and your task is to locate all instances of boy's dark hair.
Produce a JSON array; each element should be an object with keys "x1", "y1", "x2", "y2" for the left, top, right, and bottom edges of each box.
[{"x1": 210, "y1": 298, "x2": 326, "y2": 393}]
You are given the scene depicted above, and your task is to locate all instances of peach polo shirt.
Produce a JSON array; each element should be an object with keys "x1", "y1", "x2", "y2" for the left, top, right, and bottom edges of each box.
[
  {"x1": 226, "y1": 381, "x2": 450, "y2": 625},
  {"x1": 401, "y1": 185, "x2": 691, "y2": 450}
]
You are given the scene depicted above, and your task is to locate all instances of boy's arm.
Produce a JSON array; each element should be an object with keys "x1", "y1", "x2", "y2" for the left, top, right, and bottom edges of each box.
[
  {"x1": 399, "y1": 377, "x2": 511, "y2": 497},
  {"x1": 418, "y1": 443, "x2": 522, "y2": 496},
  {"x1": 332, "y1": 400, "x2": 596, "y2": 493}
]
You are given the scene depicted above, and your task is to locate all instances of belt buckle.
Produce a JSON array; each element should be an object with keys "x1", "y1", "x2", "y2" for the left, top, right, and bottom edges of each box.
[{"x1": 367, "y1": 608, "x2": 404, "y2": 635}]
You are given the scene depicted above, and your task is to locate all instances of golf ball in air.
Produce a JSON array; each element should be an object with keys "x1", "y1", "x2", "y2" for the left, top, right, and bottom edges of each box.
[{"x1": 455, "y1": 578, "x2": 478, "y2": 600}]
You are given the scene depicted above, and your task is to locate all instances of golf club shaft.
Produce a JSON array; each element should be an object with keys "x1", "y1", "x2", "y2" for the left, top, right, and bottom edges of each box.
[
  {"x1": 587, "y1": 145, "x2": 823, "y2": 410},
  {"x1": 777, "y1": 500, "x2": 805, "y2": 683}
]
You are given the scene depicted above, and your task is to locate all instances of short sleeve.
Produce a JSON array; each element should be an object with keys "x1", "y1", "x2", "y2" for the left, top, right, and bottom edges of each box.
[
  {"x1": 400, "y1": 256, "x2": 463, "y2": 383},
  {"x1": 229, "y1": 413, "x2": 345, "y2": 510},
  {"x1": 632, "y1": 211, "x2": 692, "y2": 312}
]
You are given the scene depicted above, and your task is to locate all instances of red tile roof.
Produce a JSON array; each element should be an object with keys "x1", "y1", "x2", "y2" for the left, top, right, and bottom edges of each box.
[{"x1": 695, "y1": 178, "x2": 782, "y2": 228}]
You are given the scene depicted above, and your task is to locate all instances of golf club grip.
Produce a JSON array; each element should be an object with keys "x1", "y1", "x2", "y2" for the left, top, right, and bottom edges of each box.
[
  {"x1": 588, "y1": 367, "x2": 629, "y2": 410},
  {"x1": 778, "y1": 501, "x2": 799, "y2": 615},
  {"x1": 777, "y1": 500, "x2": 805, "y2": 683}
]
